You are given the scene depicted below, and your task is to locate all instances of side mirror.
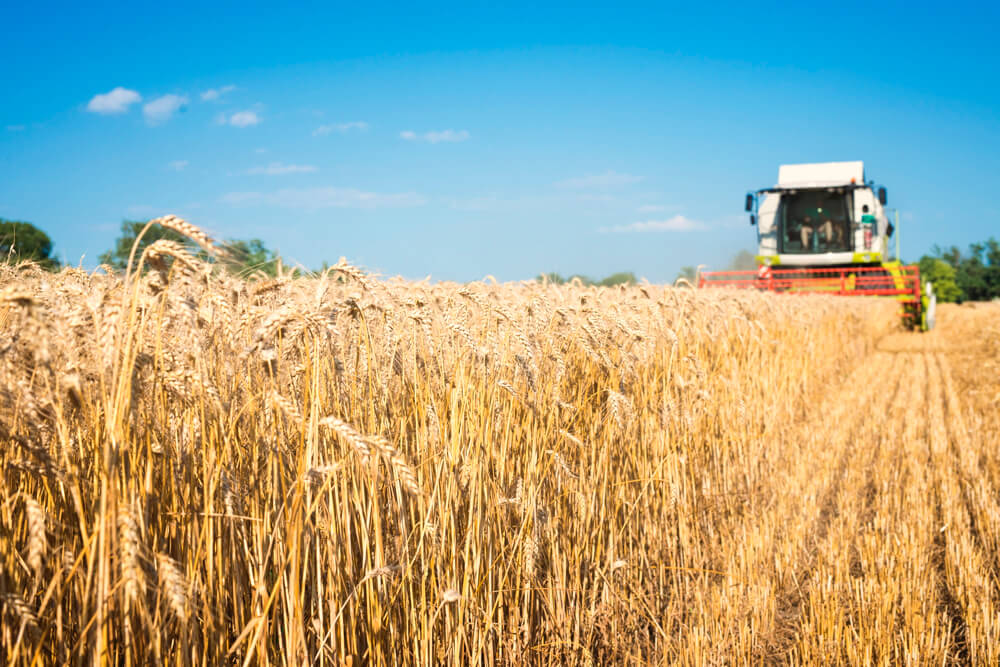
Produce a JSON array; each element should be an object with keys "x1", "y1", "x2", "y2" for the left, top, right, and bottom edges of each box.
[
  {"x1": 878, "y1": 187, "x2": 887, "y2": 206},
  {"x1": 745, "y1": 193, "x2": 754, "y2": 212},
  {"x1": 750, "y1": 214, "x2": 756, "y2": 226}
]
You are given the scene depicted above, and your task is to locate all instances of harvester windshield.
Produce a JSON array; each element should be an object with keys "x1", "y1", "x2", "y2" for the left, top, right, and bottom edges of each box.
[{"x1": 778, "y1": 189, "x2": 852, "y2": 254}]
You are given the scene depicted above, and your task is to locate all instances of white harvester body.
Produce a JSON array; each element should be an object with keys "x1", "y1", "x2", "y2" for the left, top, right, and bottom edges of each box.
[
  {"x1": 705, "y1": 160, "x2": 935, "y2": 331},
  {"x1": 752, "y1": 161, "x2": 893, "y2": 267}
]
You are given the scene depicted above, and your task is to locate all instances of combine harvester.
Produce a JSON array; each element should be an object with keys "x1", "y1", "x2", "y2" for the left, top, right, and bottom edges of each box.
[{"x1": 699, "y1": 161, "x2": 935, "y2": 330}]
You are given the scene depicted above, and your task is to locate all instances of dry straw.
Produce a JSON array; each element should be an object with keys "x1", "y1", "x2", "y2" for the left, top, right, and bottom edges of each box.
[{"x1": 0, "y1": 220, "x2": 997, "y2": 664}]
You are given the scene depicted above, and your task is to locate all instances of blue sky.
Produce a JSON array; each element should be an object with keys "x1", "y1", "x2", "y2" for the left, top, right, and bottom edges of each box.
[{"x1": 2, "y1": 1, "x2": 998, "y2": 281}]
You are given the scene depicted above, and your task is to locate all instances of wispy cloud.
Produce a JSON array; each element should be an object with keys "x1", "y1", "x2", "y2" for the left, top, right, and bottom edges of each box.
[
  {"x1": 247, "y1": 162, "x2": 318, "y2": 175},
  {"x1": 219, "y1": 110, "x2": 261, "y2": 127},
  {"x1": 221, "y1": 187, "x2": 425, "y2": 210},
  {"x1": 143, "y1": 94, "x2": 188, "y2": 124},
  {"x1": 200, "y1": 84, "x2": 236, "y2": 101},
  {"x1": 637, "y1": 204, "x2": 667, "y2": 213},
  {"x1": 601, "y1": 215, "x2": 707, "y2": 233},
  {"x1": 400, "y1": 129, "x2": 470, "y2": 143},
  {"x1": 314, "y1": 121, "x2": 368, "y2": 136},
  {"x1": 86, "y1": 87, "x2": 141, "y2": 114},
  {"x1": 557, "y1": 171, "x2": 642, "y2": 189},
  {"x1": 5, "y1": 125, "x2": 25, "y2": 132},
  {"x1": 168, "y1": 160, "x2": 189, "y2": 171}
]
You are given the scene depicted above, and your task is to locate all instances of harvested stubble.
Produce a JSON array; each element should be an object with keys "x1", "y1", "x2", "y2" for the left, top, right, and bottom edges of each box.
[{"x1": 0, "y1": 222, "x2": 997, "y2": 665}]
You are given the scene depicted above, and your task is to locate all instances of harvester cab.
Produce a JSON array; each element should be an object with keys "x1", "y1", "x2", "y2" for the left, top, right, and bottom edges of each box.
[{"x1": 701, "y1": 161, "x2": 935, "y2": 330}]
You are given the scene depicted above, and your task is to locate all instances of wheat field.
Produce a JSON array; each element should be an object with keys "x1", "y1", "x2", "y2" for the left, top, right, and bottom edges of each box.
[{"x1": 1, "y1": 220, "x2": 998, "y2": 665}]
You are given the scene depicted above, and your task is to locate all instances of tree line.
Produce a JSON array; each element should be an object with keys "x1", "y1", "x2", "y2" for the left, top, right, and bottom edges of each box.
[
  {"x1": 918, "y1": 239, "x2": 1000, "y2": 303},
  {"x1": 542, "y1": 251, "x2": 760, "y2": 286},
  {"x1": 536, "y1": 271, "x2": 638, "y2": 287},
  {"x1": 2, "y1": 217, "x2": 282, "y2": 277},
  {"x1": 5, "y1": 217, "x2": 999, "y2": 300}
]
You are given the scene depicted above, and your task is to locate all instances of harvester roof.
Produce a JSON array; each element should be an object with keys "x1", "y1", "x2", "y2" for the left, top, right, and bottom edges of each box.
[{"x1": 777, "y1": 161, "x2": 864, "y2": 189}]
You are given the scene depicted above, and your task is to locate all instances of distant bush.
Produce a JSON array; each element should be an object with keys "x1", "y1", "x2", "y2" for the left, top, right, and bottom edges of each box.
[
  {"x1": 100, "y1": 219, "x2": 282, "y2": 277},
  {"x1": 597, "y1": 271, "x2": 637, "y2": 286},
  {"x1": 537, "y1": 271, "x2": 637, "y2": 286},
  {"x1": 918, "y1": 257, "x2": 962, "y2": 303},
  {"x1": 919, "y1": 238, "x2": 1000, "y2": 302},
  {"x1": 0, "y1": 218, "x2": 60, "y2": 270}
]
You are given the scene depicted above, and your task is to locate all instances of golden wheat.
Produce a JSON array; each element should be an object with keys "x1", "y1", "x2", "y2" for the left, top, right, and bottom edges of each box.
[{"x1": 0, "y1": 218, "x2": 998, "y2": 664}]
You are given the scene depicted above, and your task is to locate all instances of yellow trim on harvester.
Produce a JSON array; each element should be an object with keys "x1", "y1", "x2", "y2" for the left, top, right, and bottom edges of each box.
[
  {"x1": 851, "y1": 251, "x2": 882, "y2": 264},
  {"x1": 756, "y1": 253, "x2": 885, "y2": 267},
  {"x1": 880, "y1": 261, "x2": 909, "y2": 300}
]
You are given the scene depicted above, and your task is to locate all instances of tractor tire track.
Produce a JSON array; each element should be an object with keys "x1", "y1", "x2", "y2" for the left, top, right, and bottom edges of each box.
[
  {"x1": 933, "y1": 352, "x2": 1000, "y2": 662},
  {"x1": 885, "y1": 351, "x2": 952, "y2": 661},
  {"x1": 782, "y1": 351, "x2": 913, "y2": 664},
  {"x1": 937, "y1": 352, "x2": 1000, "y2": 588},
  {"x1": 789, "y1": 348, "x2": 970, "y2": 664},
  {"x1": 925, "y1": 353, "x2": 972, "y2": 665},
  {"x1": 689, "y1": 347, "x2": 902, "y2": 665},
  {"x1": 770, "y1": 351, "x2": 906, "y2": 660}
]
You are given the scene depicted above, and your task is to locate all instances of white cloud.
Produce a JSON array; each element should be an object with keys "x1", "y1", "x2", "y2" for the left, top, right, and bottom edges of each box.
[
  {"x1": 227, "y1": 110, "x2": 260, "y2": 127},
  {"x1": 601, "y1": 215, "x2": 707, "y2": 233},
  {"x1": 86, "y1": 87, "x2": 142, "y2": 114},
  {"x1": 399, "y1": 129, "x2": 470, "y2": 143},
  {"x1": 248, "y1": 162, "x2": 318, "y2": 175},
  {"x1": 426, "y1": 129, "x2": 469, "y2": 143},
  {"x1": 221, "y1": 186, "x2": 425, "y2": 210},
  {"x1": 637, "y1": 204, "x2": 667, "y2": 213},
  {"x1": 314, "y1": 121, "x2": 368, "y2": 136},
  {"x1": 557, "y1": 171, "x2": 642, "y2": 189},
  {"x1": 5, "y1": 125, "x2": 25, "y2": 132},
  {"x1": 200, "y1": 84, "x2": 236, "y2": 101},
  {"x1": 168, "y1": 160, "x2": 189, "y2": 171},
  {"x1": 143, "y1": 94, "x2": 188, "y2": 124}
]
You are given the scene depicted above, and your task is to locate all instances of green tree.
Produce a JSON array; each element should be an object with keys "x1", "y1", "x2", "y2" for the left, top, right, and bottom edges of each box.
[
  {"x1": 985, "y1": 238, "x2": 1000, "y2": 298},
  {"x1": 0, "y1": 218, "x2": 60, "y2": 270},
  {"x1": 924, "y1": 236, "x2": 1000, "y2": 302},
  {"x1": 537, "y1": 272, "x2": 566, "y2": 284},
  {"x1": 597, "y1": 271, "x2": 637, "y2": 287},
  {"x1": 918, "y1": 256, "x2": 962, "y2": 302},
  {"x1": 225, "y1": 238, "x2": 280, "y2": 277},
  {"x1": 958, "y1": 242, "x2": 990, "y2": 301},
  {"x1": 100, "y1": 220, "x2": 282, "y2": 278},
  {"x1": 535, "y1": 272, "x2": 637, "y2": 286},
  {"x1": 99, "y1": 220, "x2": 190, "y2": 270},
  {"x1": 726, "y1": 249, "x2": 758, "y2": 271},
  {"x1": 675, "y1": 266, "x2": 697, "y2": 283}
]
